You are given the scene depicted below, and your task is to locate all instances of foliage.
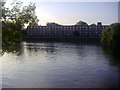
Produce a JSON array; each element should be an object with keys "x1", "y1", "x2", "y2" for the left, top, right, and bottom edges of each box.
[
  {"x1": 90, "y1": 23, "x2": 96, "y2": 26},
  {"x1": 101, "y1": 23, "x2": 120, "y2": 47},
  {"x1": 2, "y1": 1, "x2": 39, "y2": 45},
  {"x1": 29, "y1": 22, "x2": 39, "y2": 26},
  {"x1": 75, "y1": 21, "x2": 88, "y2": 26},
  {"x1": 2, "y1": 21, "x2": 23, "y2": 45},
  {"x1": 2, "y1": 1, "x2": 39, "y2": 28}
]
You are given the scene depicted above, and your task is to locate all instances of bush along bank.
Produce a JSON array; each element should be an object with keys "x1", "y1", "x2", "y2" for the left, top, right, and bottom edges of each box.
[{"x1": 101, "y1": 23, "x2": 120, "y2": 48}]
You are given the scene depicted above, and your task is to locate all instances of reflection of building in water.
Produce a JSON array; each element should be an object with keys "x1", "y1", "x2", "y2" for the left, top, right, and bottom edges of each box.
[
  {"x1": 26, "y1": 43, "x2": 56, "y2": 53},
  {"x1": 26, "y1": 22, "x2": 108, "y2": 37}
]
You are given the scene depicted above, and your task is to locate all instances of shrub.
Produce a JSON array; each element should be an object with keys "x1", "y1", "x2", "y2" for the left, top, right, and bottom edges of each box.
[{"x1": 101, "y1": 23, "x2": 120, "y2": 47}]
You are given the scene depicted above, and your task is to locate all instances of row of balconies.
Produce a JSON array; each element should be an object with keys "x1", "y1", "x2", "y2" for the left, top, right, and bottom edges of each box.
[
  {"x1": 26, "y1": 29, "x2": 102, "y2": 33},
  {"x1": 27, "y1": 26, "x2": 107, "y2": 29},
  {"x1": 27, "y1": 31, "x2": 101, "y2": 34},
  {"x1": 27, "y1": 28, "x2": 102, "y2": 31},
  {"x1": 27, "y1": 30, "x2": 101, "y2": 33}
]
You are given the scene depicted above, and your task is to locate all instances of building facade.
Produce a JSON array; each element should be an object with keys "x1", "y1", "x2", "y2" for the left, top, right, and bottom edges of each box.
[{"x1": 26, "y1": 22, "x2": 108, "y2": 37}]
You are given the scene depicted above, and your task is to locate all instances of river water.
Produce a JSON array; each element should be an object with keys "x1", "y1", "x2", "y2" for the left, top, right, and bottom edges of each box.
[{"x1": 1, "y1": 42, "x2": 120, "y2": 88}]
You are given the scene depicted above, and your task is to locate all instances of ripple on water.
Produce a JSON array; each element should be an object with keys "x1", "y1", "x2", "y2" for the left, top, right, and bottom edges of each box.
[{"x1": 2, "y1": 42, "x2": 119, "y2": 88}]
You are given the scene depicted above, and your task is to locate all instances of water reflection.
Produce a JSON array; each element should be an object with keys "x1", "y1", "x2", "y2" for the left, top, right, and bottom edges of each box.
[
  {"x1": 2, "y1": 41, "x2": 120, "y2": 88},
  {"x1": 2, "y1": 43, "x2": 22, "y2": 56},
  {"x1": 26, "y1": 43, "x2": 56, "y2": 53},
  {"x1": 102, "y1": 46, "x2": 120, "y2": 66},
  {"x1": 2, "y1": 42, "x2": 120, "y2": 66}
]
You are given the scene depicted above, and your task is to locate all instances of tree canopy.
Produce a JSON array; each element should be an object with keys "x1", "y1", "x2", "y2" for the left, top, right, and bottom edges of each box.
[
  {"x1": 90, "y1": 23, "x2": 96, "y2": 26},
  {"x1": 2, "y1": 1, "x2": 39, "y2": 45},
  {"x1": 75, "y1": 21, "x2": 88, "y2": 26},
  {"x1": 2, "y1": 1, "x2": 39, "y2": 29},
  {"x1": 101, "y1": 23, "x2": 120, "y2": 47}
]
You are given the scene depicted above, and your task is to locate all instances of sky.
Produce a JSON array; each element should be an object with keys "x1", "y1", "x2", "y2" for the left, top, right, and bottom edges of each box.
[{"x1": 4, "y1": 0, "x2": 119, "y2": 25}]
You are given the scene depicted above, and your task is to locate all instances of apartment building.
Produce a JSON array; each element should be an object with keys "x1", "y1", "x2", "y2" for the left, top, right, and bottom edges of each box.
[{"x1": 26, "y1": 22, "x2": 108, "y2": 37}]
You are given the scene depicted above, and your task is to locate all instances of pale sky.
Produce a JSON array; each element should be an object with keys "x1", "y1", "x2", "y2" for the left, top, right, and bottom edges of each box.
[{"x1": 5, "y1": 0, "x2": 119, "y2": 25}]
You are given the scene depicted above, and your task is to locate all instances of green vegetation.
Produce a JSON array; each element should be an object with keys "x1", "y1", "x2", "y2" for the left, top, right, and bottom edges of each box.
[
  {"x1": 75, "y1": 21, "x2": 88, "y2": 26},
  {"x1": 101, "y1": 23, "x2": 120, "y2": 47},
  {"x1": 2, "y1": 1, "x2": 39, "y2": 45},
  {"x1": 2, "y1": 22, "x2": 23, "y2": 45}
]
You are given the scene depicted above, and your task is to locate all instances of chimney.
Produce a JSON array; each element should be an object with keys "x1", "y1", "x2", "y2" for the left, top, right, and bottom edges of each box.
[{"x1": 97, "y1": 22, "x2": 102, "y2": 26}]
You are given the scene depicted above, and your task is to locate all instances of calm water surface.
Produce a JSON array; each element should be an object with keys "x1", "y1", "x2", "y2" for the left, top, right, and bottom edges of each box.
[{"x1": 2, "y1": 42, "x2": 119, "y2": 88}]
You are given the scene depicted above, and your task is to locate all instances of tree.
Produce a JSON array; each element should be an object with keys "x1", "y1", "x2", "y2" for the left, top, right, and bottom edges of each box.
[
  {"x1": 2, "y1": 21, "x2": 23, "y2": 45},
  {"x1": 29, "y1": 22, "x2": 39, "y2": 26},
  {"x1": 2, "y1": 1, "x2": 39, "y2": 29},
  {"x1": 90, "y1": 23, "x2": 96, "y2": 26},
  {"x1": 2, "y1": 1, "x2": 39, "y2": 45},
  {"x1": 75, "y1": 21, "x2": 88, "y2": 26},
  {"x1": 101, "y1": 23, "x2": 120, "y2": 47}
]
